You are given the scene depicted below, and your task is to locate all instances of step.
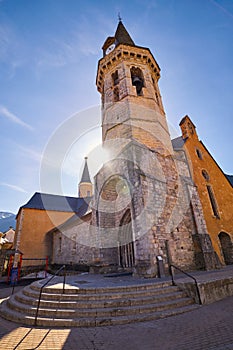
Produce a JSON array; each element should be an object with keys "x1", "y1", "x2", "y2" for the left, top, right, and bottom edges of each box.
[
  {"x1": 0, "y1": 300, "x2": 200, "y2": 327},
  {"x1": 23, "y1": 284, "x2": 180, "y2": 301},
  {"x1": 7, "y1": 294, "x2": 194, "y2": 318},
  {"x1": 0, "y1": 277, "x2": 199, "y2": 327},
  {"x1": 29, "y1": 279, "x2": 173, "y2": 295},
  {"x1": 15, "y1": 289, "x2": 187, "y2": 309}
]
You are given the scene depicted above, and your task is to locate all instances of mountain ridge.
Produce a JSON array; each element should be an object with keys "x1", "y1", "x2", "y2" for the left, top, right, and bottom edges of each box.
[{"x1": 0, "y1": 212, "x2": 16, "y2": 232}]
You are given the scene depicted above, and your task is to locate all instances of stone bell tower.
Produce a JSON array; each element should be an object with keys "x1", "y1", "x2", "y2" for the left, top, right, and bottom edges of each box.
[
  {"x1": 93, "y1": 21, "x2": 217, "y2": 276},
  {"x1": 96, "y1": 20, "x2": 173, "y2": 155}
]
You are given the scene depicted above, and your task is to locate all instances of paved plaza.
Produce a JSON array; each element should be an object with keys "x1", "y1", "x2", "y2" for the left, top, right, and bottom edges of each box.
[{"x1": 0, "y1": 270, "x2": 233, "y2": 350}]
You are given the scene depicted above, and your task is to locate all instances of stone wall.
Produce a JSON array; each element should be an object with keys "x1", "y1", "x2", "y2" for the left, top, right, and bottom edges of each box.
[
  {"x1": 89, "y1": 138, "x2": 214, "y2": 276},
  {"x1": 52, "y1": 213, "x2": 98, "y2": 266}
]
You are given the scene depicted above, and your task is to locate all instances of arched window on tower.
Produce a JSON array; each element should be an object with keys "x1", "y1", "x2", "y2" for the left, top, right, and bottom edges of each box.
[
  {"x1": 112, "y1": 70, "x2": 119, "y2": 102},
  {"x1": 131, "y1": 67, "x2": 144, "y2": 96},
  {"x1": 113, "y1": 86, "x2": 119, "y2": 102},
  {"x1": 112, "y1": 70, "x2": 119, "y2": 86}
]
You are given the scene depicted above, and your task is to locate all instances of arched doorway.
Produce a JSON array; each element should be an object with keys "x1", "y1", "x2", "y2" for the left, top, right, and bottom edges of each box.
[
  {"x1": 118, "y1": 210, "x2": 135, "y2": 268},
  {"x1": 218, "y1": 232, "x2": 233, "y2": 265}
]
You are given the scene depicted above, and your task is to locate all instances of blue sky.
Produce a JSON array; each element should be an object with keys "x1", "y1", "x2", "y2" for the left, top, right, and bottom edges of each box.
[{"x1": 0, "y1": 0, "x2": 233, "y2": 214}]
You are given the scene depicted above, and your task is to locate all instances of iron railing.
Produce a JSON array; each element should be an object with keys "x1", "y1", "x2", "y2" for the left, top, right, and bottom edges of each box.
[
  {"x1": 34, "y1": 265, "x2": 66, "y2": 326},
  {"x1": 169, "y1": 264, "x2": 202, "y2": 305}
]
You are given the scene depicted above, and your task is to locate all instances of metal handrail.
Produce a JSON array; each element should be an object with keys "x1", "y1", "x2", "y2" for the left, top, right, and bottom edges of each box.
[
  {"x1": 169, "y1": 264, "x2": 202, "y2": 305},
  {"x1": 34, "y1": 265, "x2": 66, "y2": 326}
]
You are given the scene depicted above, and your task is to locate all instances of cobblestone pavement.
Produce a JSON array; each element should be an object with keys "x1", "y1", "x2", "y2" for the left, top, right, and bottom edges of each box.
[{"x1": 0, "y1": 284, "x2": 233, "y2": 350}]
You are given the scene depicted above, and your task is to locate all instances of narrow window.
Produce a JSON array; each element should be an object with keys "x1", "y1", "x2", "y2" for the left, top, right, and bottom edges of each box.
[
  {"x1": 207, "y1": 185, "x2": 219, "y2": 218},
  {"x1": 72, "y1": 235, "x2": 76, "y2": 252},
  {"x1": 196, "y1": 149, "x2": 203, "y2": 159},
  {"x1": 101, "y1": 85, "x2": 105, "y2": 108},
  {"x1": 112, "y1": 70, "x2": 119, "y2": 86},
  {"x1": 87, "y1": 191, "x2": 91, "y2": 196},
  {"x1": 59, "y1": 236, "x2": 62, "y2": 252},
  {"x1": 202, "y1": 170, "x2": 210, "y2": 181},
  {"x1": 113, "y1": 86, "x2": 119, "y2": 102}
]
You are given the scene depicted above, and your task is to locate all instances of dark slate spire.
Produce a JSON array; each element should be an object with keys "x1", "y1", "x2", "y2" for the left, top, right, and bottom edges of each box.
[
  {"x1": 114, "y1": 20, "x2": 135, "y2": 46},
  {"x1": 80, "y1": 157, "x2": 91, "y2": 183}
]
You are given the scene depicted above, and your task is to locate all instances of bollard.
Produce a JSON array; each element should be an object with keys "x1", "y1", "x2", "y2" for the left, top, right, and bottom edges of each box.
[{"x1": 156, "y1": 255, "x2": 165, "y2": 278}]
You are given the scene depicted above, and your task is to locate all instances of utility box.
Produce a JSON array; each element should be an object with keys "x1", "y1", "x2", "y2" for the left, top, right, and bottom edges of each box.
[{"x1": 156, "y1": 255, "x2": 165, "y2": 278}]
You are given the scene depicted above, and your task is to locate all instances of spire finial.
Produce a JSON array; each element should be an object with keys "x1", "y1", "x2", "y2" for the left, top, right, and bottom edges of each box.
[{"x1": 118, "y1": 12, "x2": 122, "y2": 22}]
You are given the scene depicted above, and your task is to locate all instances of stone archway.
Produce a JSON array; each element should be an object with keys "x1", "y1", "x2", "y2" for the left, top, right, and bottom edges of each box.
[
  {"x1": 219, "y1": 232, "x2": 233, "y2": 265},
  {"x1": 118, "y1": 209, "x2": 135, "y2": 268}
]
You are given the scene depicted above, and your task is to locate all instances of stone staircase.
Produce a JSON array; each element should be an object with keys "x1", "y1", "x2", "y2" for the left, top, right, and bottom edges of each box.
[{"x1": 0, "y1": 279, "x2": 199, "y2": 327}]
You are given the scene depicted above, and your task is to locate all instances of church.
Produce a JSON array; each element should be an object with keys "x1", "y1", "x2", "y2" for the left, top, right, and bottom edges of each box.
[{"x1": 14, "y1": 21, "x2": 233, "y2": 277}]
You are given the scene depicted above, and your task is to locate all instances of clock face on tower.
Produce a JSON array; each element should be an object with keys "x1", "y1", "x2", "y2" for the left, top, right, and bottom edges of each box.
[{"x1": 105, "y1": 43, "x2": 115, "y2": 55}]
